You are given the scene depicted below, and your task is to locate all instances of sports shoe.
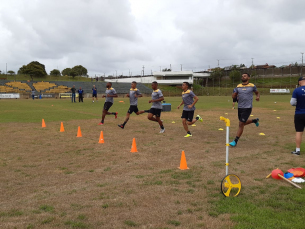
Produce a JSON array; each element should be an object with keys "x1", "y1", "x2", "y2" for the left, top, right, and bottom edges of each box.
[
  {"x1": 92, "y1": 101, "x2": 94, "y2": 103},
  {"x1": 255, "y1": 118, "x2": 259, "y2": 127},
  {"x1": 229, "y1": 141, "x2": 237, "y2": 147},
  {"x1": 159, "y1": 128, "x2": 165, "y2": 133},
  {"x1": 232, "y1": 107, "x2": 235, "y2": 109},
  {"x1": 291, "y1": 151, "x2": 300, "y2": 156},
  {"x1": 118, "y1": 124, "x2": 124, "y2": 129},
  {"x1": 98, "y1": 122, "x2": 104, "y2": 125},
  {"x1": 184, "y1": 133, "x2": 192, "y2": 137},
  {"x1": 115, "y1": 112, "x2": 118, "y2": 119},
  {"x1": 197, "y1": 115, "x2": 203, "y2": 122}
]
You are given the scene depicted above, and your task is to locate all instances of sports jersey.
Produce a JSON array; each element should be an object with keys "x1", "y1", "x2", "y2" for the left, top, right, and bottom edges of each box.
[
  {"x1": 182, "y1": 90, "x2": 196, "y2": 111},
  {"x1": 292, "y1": 86, "x2": 305, "y2": 114},
  {"x1": 151, "y1": 89, "x2": 163, "y2": 109},
  {"x1": 78, "y1": 89, "x2": 83, "y2": 95},
  {"x1": 233, "y1": 83, "x2": 257, "y2": 108},
  {"x1": 105, "y1": 87, "x2": 117, "y2": 103},
  {"x1": 129, "y1": 88, "x2": 141, "y2": 106},
  {"x1": 92, "y1": 87, "x2": 97, "y2": 95}
]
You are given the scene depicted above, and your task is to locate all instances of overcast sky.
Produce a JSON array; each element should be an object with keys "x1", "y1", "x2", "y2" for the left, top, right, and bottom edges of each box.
[{"x1": 0, "y1": 0, "x2": 304, "y2": 76}]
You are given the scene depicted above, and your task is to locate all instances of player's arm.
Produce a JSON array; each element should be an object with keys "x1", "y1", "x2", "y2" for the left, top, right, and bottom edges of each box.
[
  {"x1": 232, "y1": 92, "x2": 238, "y2": 99},
  {"x1": 135, "y1": 91, "x2": 142, "y2": 98},
  {"x1": 177, "y1": 100, "x2": 184, "y2": 109},
  {"x1": 254, "y1": 90, "x2": 260, "y2": 101},
  {"x1": 149, "y1": 96, "x2": 164, "y2": 103},
  {"x1": 188, "y1": 95, "x2": 199, "y2": 109},
  {"x1": 290, "y1": 98, "x2": 297, "y2": 106}
]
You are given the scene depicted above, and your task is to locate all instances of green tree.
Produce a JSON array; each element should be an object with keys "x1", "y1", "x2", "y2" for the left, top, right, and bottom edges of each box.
[
  {"x1": 62, "y1": 68, "x2": 72, "y2": 76},
  {"x1": 50, "y1": 69, "x2": 61, "y2": 76},
  {"x1": 210, "y1": 68, "x2": 224, "y2": 79},
  {"x1": 7, "y1": 70, "x2": 15, "y2": 75},
  {"x1": 18, "y1": 61, "x2": 47, "y2": 78},
  {"x1": 71, "y1": 65, "x2": 88, "y2": 76},
  {"x1": 70, "y1": 70, "x2": 77, "y2": 78},
  {"x1": 229, "y1": 69, "x2": 241, "y2": 83}
]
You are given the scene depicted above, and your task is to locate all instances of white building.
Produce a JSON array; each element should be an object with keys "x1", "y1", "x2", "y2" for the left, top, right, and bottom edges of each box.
[{"x1": 107, "y1": 71, "x2": 210, "y2": 85}]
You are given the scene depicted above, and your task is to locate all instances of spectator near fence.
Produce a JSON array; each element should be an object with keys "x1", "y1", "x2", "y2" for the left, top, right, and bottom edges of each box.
[
  {"x1": 78, "y1": 87, "x2": 84, "y2": 102},
  {"x1": 71, "y1": 85, "x2": 76, "y2": 103},
  {"x1": 31, "y1": 89, "x2": 35, "y2": 100}
]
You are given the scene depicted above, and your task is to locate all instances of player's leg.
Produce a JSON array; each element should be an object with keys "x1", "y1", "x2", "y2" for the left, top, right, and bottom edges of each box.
[
  {"x1": 148, "y1": 109, "x2": 158, "y2": 122},
  {"x1": 230, "y1": 108, "x2": 250, "y2": 147},
  {"x1": 118, "y1": 112, "x2": 131, "y2": 129},
  {"x1": 156, "y1": 116, "x2": 165, "y2": 133},
  {"x1": 292, "y1": 114, "x2": 305, "y2": 155}
]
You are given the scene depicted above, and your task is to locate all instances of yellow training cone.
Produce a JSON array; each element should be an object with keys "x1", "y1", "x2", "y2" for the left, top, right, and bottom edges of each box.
[
  {"x1": 218, "y1": 128, "x2": 224, "y2": 131},
  {"x1": 192, "y1": 124, "x2": 196, "y2": 127},
  {"x1": 172, "y1": 121, "x2": 175, "y2": 123},
  {"x1": 273, "y1": 110, "x2": 276, "y2": 111},
  {"x1": 277, "y1": 117, "x2": 280, "y2": 119},
  {"x1": 225, "y1": 113, "x2": 228, "y2": 115},
  {"x1": 250, "y1": 115, "x2": 254, "y2": 117},
  {"x1": 259, "y1": 133, "x2": 265, "y2": 136}
]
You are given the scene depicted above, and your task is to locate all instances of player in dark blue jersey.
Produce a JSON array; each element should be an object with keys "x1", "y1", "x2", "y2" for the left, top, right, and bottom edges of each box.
[{"x1": 290, "y1": 76, "x2": 305, "y2": 155}]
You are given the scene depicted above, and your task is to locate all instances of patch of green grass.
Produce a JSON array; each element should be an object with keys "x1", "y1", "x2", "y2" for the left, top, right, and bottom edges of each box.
[
  {"x1": 77, "y1": 214, "x2": 87, "y2": 220},
  {"x1": 41, "y1": 217, "x2": 55, "y2": 224},
  {"x1": 167, "y1": 220, "x2": 181, "y2": 226},
  {"x1": 102, "y1": 204, "x2": 109, "y2": 209},
  {"x1": 0, "y1": 209, "x2": 23, "y2": 217},
  {"x1": 124, "y1": 220, "x2": 137, "y2": 227},
  {"x1": 171, "y1": 171, "x2": 193, "y2": 180},
  {"x1": 104, "y1": 167, "x2": 111, "y2": 171},
  {"x1": 39, "y1": 205, "x2": 54, "y2": 212},
  {"x1": 64, "y1": 220, "x2": 89, "y2": 228}
]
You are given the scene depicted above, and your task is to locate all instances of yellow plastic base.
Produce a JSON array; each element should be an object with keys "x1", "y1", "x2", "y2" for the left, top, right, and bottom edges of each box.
[{"x1": 221, "y1": 174, "x2": 241, "y2": 197}]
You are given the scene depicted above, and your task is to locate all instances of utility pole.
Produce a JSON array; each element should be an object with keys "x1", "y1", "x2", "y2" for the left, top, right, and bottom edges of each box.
[
  {"x1": 159, "y1": 66, "x2": 161, "y2": 71},
  {"x1": 116, "y1": 70, "x2": 117, "y2": 78},
  {"x1": 170, "y1": 64, "x2": 171, "y2": 70},
  {"x1": 180, "y1": 64, "x2": 182, "y2": 71},
  {"x1": 251, "y1": 58, "x2": 254, "y2": 69},
  {"x1": 6, "y1": 63, "x2": 7, "y2": 74},
  {"x1": 301, "y1": 52, "x2": 304, "y2": 76},
  {"x1": 142, "y1": 65, "x2": 145, "y2": 76},
  {"x1": 217, "y1": 60, "x2": 219, "y2": 68}
]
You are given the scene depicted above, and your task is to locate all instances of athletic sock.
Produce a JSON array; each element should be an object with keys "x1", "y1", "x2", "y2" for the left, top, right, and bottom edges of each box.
[
  {"x1": 234, "y1": 136, "x2": 240, "y2": 143},
  {"x1": 195, "y1": 117, "x2": 199, "y2": 120},
  {"x1": 252, "y1": 119, "x2": 258, "y2": 123},
  {"x1": 122, "y1": 121, "x2": 127, "y2": 127},
  {"x1": 187, "y1": 131, "x2": 191, "y2": 135},
  {"x1": 144, "y1": 110, "x2": 149, "y2": 113},
  {"x1": 101, "y1": 120, "x2": 104, "y2": 123},
  {"x1": 112, "y1": 112, "x2": 116, "y2": 115},
  {"x1": 160, "y1": 125, "x2": 164, "y2": 129},
  {"x1": 296, "y1": 148, "x2": 301, "y2": 152}
]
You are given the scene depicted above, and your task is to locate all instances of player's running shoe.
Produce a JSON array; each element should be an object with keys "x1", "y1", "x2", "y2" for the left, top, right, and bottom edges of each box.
[
  {"x1": 255, "y1": 118, "x2": 259, "y2": 127},
  {"x1": 115, "y1": 112, "x2": 118, "y2": 119},
  {"x1": 291, "y1": 150, "x2": 300, "y2": 156},
  {"x1": 159, "y1": 128, "x2": 165, "y2": 133},
  {"x1": 98, "y1": 122, "x2": 104, "y2": 125},
  {"x1": 229, "y1": 141, "x2": 237, "y2": 147},
  {"x1": 184, "y1": 133, "x2": 192, "y2": 137},
  {"x1": 197, "y1": 115, "x2": 203, "y2": 122},
  {"x1": 118, "y1": 124, "x2": 124, "y2": 129}
]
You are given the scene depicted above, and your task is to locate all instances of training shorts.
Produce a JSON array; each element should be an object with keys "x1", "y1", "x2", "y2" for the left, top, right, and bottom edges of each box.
[
  {"x1": 128, "y1": 105, "x2": 139, "y2": 114},
  {"x1": 181, "y1": 110, "x2": 194, "y2": 122},
  {"x1": 92, "y1": 94, "x2": 97, "y2": 98},
  {"x1": 295, "y1": 114, "x2": 305, "y2": 132},
  {"x1": 238, "y1": 108, "x2": 252, "y2": 123},
  {"x1": 103, "y1": 102, "x2": 113, "y2": 111},
  {"x1": 149, "y1": 108, "x2": 162, "y2": 117}
]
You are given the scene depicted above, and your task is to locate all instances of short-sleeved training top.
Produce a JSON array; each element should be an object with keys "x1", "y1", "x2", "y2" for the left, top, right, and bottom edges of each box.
[
  {"x1": 92, "y1": 87, "x2": 97, "y2": 95},
  {"x1": 151, "y1": 89, "x2": 163, "y2": 109},
  {"x1": 129, "y1": 88, "x2": 141, "y2": 106},
  {"x1": 105, "y1": 87, "x2": 117, "y2": 103},
  {"x1": 78, "y1": 89, "x2": 83, "y2": 95},
  {"x1": 182, "y1": 90, "x2": 196, "y2": 111},
  {"x1": 292, "y1": 86, "x2": 305, "y2": 114},
  {"x1": 233, "y1": 83, "x2": 257, "y2": 108}
]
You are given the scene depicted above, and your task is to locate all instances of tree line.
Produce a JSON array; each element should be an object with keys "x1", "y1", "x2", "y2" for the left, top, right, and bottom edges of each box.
[{"x1": 15, "y1": 61, "x2": 88, "y2": 78}]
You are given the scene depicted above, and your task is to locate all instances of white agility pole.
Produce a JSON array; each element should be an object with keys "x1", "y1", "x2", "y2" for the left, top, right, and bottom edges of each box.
[{"x1": 220, "y1": 116, "x2": 230, "y2": 175}]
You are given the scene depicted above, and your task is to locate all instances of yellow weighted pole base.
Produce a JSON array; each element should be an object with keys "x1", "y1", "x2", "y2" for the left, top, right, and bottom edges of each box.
[{"x1": 221, "y1": 174, "x2": 241, "y2": 197}]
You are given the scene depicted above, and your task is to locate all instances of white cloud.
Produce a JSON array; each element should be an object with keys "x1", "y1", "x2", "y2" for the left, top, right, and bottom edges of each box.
[{"x1": 0, "y1": 0, "x2": 304, "y2": 75}]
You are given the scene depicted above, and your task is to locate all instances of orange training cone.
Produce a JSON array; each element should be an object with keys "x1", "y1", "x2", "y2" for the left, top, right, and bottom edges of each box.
[
  {"x1": 77, "y1": 126, "x2": 82, "y2": 137},
  {"x1": 60, "y1": 122, "x2": 65, "y2": 132},
  {"x1": 130, "y1": 138, "x2": 138, "y2": 153},
  {"x1": 178, "y1": 150, "x2": 189, "y2": 170},
  {"x1": 42, "y1": 119, "x2": 46, "y2": 128},
  {"x1": 98, "y1": 131, "x2": 104, "y2": 143}
]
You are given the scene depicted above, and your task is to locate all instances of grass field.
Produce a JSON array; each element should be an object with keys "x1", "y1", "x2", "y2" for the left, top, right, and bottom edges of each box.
[{"x1": 1, "y1": 95, "x2": 305, "y2": 229}]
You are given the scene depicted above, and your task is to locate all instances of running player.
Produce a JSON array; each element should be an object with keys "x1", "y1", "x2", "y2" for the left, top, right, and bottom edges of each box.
[
  {"x1": 147, "y1": 81, "x2": 165, "y2": 133},
  {"x1": 98, "y1": 82, "x2": 118, "y2": 125},
  {"x1": 118, "y1": 81, "x2": 147, "y2": 129},
  {"x1": 177, "y1": 82, "x2": 203, "y2": 137},
  {"x1": 229, "y1": 73, "x2": 260, "y2": 147}
]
